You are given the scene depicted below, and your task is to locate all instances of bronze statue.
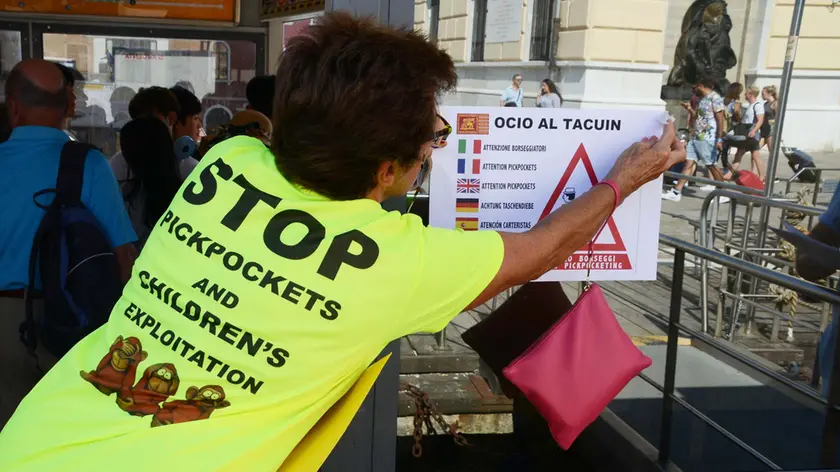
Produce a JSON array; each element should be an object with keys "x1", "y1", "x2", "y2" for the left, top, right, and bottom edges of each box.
[{"x1": 667, "y1": 0, "x2": 737, "y2": 92}]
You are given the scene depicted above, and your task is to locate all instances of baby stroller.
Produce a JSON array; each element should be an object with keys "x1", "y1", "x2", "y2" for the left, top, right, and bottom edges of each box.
[{"x1": 782, "y1": 145, "x2": 818, "y2": 183}]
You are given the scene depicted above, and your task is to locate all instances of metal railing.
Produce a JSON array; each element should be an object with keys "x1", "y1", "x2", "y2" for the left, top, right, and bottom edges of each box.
[
  {"x1": 781, "y1": 167, "x2": 840, "y2": 230},
  {"x1": 782, "y1": 167, "x2": 840, "y2": 197},
  {"x1": 697, "y1": 189, "x2": 827, "y2": 336},
  {"x1": 662, "y1": 173, "x2": 766, "y2": 274},
  {"x1": 655, "y1": 235, "x2": 840, "y2": 470}
]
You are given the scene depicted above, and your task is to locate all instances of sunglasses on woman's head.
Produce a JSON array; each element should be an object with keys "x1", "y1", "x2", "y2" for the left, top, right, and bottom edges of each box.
[{"x1": 432, "y1": 114, "x2": 452, "y2": 149}]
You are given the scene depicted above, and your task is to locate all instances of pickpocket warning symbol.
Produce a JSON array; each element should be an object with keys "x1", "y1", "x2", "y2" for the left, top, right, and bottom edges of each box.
[{"x1": 540, "y1": 143, "x2": 632, "y2": 270}]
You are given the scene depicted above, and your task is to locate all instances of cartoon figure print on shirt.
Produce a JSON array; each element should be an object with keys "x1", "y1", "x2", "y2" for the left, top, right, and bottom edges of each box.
[
  {"x1": 80, "y1": 336, "x2": 148, "y2": 395},
  {"x1": 151, "y1": 385, "x2": 230, "y2": 427},
  {"x1": 116, "y1": 363, "x2": 180, "y2": 416},
  {"x1": 82, "y1": 335, "x2": 230, "y2": 426}
]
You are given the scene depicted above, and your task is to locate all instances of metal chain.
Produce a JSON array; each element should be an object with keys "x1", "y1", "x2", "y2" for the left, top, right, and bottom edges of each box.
[{"x1": 401, "y1": 382, "x2": 470, "y2": 458}]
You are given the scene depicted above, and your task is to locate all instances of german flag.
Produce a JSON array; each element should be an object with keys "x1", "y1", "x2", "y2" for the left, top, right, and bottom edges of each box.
[
  {"x1": 456, "y1": 217, "x2": 479, "y2": 231},
  {"x1": 456, "y1": 198, "x2": 479, "y2": 213}
]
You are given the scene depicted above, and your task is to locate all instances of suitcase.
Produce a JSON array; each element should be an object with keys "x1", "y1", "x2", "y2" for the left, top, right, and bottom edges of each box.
[
  {"x1": 719, "y1": 138, "x2": 765, "y2": 191},
  {"x1": 733, "y1": 170, "x2": 764, "y2": 191}
]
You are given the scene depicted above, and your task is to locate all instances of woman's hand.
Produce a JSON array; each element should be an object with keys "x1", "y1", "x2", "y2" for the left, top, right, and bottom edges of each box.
[{"x1": 605, "y1": 122, "x2": 686, "y2": 199}]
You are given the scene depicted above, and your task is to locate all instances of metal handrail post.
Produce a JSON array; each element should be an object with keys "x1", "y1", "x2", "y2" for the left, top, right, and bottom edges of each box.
[
  {"x1": 808, "y1": 169, "x2": 823, "y2": 229},
  {"x1": 699, "y1": 190, "x2": 825, "y2": 334},
  {"x1": 714, "y1": 202, "x2": 738, "y2": 337},
  {"x1": 751, "y1": 0, "x2": 804, "y2": 343},
  {"x1": 764, "y1": 0, "x2": 803, "y2": 197},
  {"x1": 709, "y1": 195, "x2": 720, "y2": 250},
  {"x1": 658, "y1": 248, "x2": 685, "y2": 467},
  {"x1": 729, "y1": 203, "x2": 754, "y2": 340},
  {"x1": 434, "y1": 330, "x2": 448, "y2": 350},
  {"x1": 744, "y1": 219, "x2": 764, "y2": 337},
  {"x1": 821, "y1": 276, "x2": 833, "y2": 332},
  {"x1": 699, "y1": 195, "x2": 723, "y2": 331}
]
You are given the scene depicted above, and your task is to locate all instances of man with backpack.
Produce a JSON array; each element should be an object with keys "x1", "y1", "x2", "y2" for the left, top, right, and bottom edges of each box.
[{"x1": 0, "y1": 60, "x2": 137, "y2": 427}]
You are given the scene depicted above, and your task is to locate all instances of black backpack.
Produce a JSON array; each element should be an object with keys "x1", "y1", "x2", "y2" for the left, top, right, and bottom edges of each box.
[{"x1": 21, "y1": 141, "x2": 123, "y2": 359}]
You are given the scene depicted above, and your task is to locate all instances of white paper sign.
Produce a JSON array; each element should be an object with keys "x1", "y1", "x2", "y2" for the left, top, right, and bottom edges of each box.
[
  {"x1": 485, "y1": 0, "x2": 522, "y2": 44},
  {"x1": 429, "y1": 107, "x2": 665, "y2": 282},
  {"x1": 114, "y1": 49, "x2": 216, "y2": 103}
]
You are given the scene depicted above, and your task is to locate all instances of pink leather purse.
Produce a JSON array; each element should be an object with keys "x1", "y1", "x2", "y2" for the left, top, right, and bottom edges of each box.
[{"x1": 502, "y1": 181, "x2": 653, "y2": 449}]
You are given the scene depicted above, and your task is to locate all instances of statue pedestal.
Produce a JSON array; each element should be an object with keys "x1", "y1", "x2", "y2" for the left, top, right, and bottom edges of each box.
[{"x1": 555, "y1": 61, "x2": 669, "y2": 110}]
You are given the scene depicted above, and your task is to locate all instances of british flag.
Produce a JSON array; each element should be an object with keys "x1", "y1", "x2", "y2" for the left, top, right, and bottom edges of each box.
[{"x1": 457, "y1": 178, "x2": 480, "y2": 193}]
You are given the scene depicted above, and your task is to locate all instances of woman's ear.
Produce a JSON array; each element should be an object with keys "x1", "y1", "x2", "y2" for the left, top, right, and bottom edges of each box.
[{"x1": 375, "y1": 160, "x2": 397, "y2": 189}]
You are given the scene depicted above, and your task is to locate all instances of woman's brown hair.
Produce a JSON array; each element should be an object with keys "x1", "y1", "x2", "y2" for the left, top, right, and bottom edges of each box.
[
  {"x1": 271, "y1": 13, "x2": 457, "y2": 200},
  {"x1": 725, "y1": 82, "x2": 743, "y2": 105}
]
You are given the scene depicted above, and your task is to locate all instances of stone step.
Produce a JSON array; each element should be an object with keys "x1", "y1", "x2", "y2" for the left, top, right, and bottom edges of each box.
[
  {"x1": 747, "y1": 347, "x2": 805, "y2": 366},
  {"x1": 400, "y1": 332, "x2": 691, "y2": 376},
  {"x1": 399, "y1": 373, "x2": 513, "y2": 417}
]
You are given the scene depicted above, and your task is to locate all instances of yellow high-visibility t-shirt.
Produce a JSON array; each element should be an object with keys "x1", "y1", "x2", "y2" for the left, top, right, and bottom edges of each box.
[{"x1": 0, "y1": 137, "x2": 504, "y2": 471}]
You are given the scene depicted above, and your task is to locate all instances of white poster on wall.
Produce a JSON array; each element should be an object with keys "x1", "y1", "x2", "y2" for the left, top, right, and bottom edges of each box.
[
  {"x1": 484, "y1": 0, "x2": 522, "y2": 44},
  {"x1": 114, "y1": 49, "x2": 216, "y2": 101},
  {"x1": 429, "y1": 107, "x2": 665, "y2": 282}
]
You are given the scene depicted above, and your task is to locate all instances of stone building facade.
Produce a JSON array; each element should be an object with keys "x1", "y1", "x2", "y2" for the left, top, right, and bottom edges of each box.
[{"x1": 409, "y1": 0, "x2": 840, "y2": 151}]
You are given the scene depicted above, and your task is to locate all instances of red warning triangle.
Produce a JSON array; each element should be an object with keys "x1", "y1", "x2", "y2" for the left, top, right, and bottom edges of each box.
[{"x1": 540, "y1": 143, "x2": 627, "y2": 252}]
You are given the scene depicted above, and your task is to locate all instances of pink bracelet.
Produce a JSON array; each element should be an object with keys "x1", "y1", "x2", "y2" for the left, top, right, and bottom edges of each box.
[{"x1": 597, "y1": 179, "x2": 621, "y2": 211}]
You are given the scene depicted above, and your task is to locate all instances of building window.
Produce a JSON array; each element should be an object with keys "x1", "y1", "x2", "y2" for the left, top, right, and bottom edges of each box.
[
  {"x1": 471, "y1": 0, "x2": 487, "y2": 62},
  {"x1": 429, "y1": 0, "x2": 440, "y2": 44},
  {"x1": 530, "y1": 0, "x2": 553, "y2": 61},
  {"x1": 211, "y1": 41, "x2": 231, "y2": 82}
]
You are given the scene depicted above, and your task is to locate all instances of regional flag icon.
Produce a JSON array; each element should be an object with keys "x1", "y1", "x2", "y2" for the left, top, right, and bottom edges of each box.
[
  {"x1": 456, "y1": 114, "x2": 490, "y2": 135},
  {"x1": 456, "y1": 178, "x2": 480, "y2": 193},
  {"x1": 456, "y1": 217, "x2": 479, "y2": 231},
  {"x1": 455, "y1": 198, "x2": 479, "y2": 213}
]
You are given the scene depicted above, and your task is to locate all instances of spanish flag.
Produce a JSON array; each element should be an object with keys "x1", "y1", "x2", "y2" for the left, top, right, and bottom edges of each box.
[
  {"x1": 455, "y1": 198, "x2": 479, "y2": 213},
  {"x1": 456, "y1": 217, "x2": 479, "y2": 231}
]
